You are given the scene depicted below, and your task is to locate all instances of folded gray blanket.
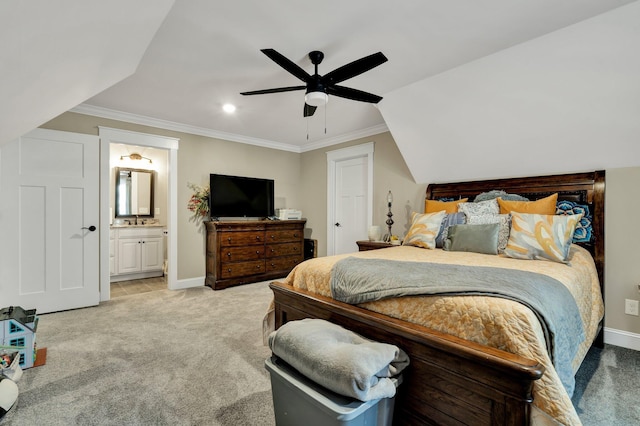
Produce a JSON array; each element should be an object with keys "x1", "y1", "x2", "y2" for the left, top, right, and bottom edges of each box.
[{"x1": 268, "y1": 318, "x2": 409, "y2": 402}]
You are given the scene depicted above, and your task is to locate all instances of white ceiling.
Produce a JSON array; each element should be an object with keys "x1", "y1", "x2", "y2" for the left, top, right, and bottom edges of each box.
[
  {"x1": 79, "y1": 0, "x2": 634, "y2": 151},
  {"x1": 2, "y1": 0, "x2": 635, "y2": 151}
]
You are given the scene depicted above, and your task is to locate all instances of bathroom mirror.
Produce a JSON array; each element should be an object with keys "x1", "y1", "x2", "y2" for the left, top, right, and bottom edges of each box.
[{"x1": 115, "y1": 167, "x2": 155, "y2": 218}]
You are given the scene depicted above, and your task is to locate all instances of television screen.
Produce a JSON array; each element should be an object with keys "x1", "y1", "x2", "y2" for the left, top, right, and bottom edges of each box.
[{"x1": 209, "y1": 174, "x2": 274, "y2": 218}]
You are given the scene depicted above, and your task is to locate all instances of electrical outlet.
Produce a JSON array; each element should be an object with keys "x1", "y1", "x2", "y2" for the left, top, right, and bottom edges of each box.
[{"x1": 625, "y1": 299, "x2": 639, "y2": 316}]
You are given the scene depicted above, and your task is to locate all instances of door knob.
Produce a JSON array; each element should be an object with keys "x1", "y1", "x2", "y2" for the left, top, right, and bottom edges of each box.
[
  {"x1": 335, "y1": 222, "x2": 341, "y2": 227},
  {"x1": 82, "y1": 226, "x2": 97, "y2": 232}
]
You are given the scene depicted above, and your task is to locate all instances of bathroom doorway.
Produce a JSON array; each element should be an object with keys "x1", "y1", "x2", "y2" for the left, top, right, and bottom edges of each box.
[{"x1": 99, "y1": 127, "x2": 179, "y2": 302}]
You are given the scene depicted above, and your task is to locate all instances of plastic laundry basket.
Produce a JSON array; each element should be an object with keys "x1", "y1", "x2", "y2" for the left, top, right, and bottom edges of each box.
[{"x1": 265, "y1": 356, "x2": 401, "y2": 426}]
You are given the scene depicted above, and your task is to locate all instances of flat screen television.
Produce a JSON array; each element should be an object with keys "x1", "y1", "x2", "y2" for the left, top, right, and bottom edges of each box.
[{"x1": 209, "y1": 174, "x2": 274, "y2": 219}]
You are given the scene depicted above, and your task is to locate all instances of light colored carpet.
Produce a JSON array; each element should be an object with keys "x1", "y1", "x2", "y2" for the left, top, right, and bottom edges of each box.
[
  {"x1": 3, "y1": 279, "x2": 638, "y2": 425},
  {"x1": 3, "y1": 282, "x2": 275, "y2": 425},
  {"x1": 572, "y1": 343, "x2": 640, "y2": 425}
]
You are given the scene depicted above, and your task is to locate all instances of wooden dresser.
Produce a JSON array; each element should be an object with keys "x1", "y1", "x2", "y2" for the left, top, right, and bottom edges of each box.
[{"x1": 205, "y1": 219, "x2": 306, "y2": 290}]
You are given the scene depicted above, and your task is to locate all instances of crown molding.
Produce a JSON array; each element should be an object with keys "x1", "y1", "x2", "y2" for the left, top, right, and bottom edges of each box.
[
  {"x1": 298, "y1": 123, "x2": 389, "y2": 152},
  {"x1": 70, "y1": 103, "x2": 388, "y2": 153}
]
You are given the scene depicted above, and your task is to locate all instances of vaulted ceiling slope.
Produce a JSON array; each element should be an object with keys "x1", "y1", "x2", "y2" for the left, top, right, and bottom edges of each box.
[
  {"x1": 2, "y1": 1, "x2": 638, "y2": 185},
  {"x1": 0, "y1": 0, "x2": 175, "y2": 145},
  {"x1": 380, "y1": 1, "x2": 640, "y2": 183}
]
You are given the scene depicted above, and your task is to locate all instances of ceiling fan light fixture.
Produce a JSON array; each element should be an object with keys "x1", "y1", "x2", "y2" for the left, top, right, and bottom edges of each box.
[{"x1": 305, "y1": 91, "x2": 328, "y2": 107}]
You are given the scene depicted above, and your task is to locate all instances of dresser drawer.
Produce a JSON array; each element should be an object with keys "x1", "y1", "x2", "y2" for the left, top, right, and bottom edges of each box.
[
  {"x1": 219, "y1": 231, "x2": 265, "y2": 247},
  {"x1": 220, "y1": 260, "x2": 266, "y2": 278},
  {"x1": 267, "y1": 255, "x2": 303, "y2": 272},
  {"x1": 266, "y1": 242, "x2": 303, "y2": 258},
  {"x1": 266, "y1": 229, "x2": 303, "y2": 243},
  {"x1": 222, "y1": 246, "x2": 265, "y2": 262}
]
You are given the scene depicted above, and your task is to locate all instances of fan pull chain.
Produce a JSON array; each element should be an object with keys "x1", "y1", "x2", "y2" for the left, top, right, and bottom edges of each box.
[
  {"x1": 306, "y1": 117, "x2": 309, "y2": 140},
  {"x1": 323, "y1": 101, "x2": 328, "y2": 134}
]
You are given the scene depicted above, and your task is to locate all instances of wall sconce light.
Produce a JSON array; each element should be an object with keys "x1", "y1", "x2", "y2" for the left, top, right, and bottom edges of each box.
[{"x1": 120, "y1": 153, "x2": 152, "y2": 164}]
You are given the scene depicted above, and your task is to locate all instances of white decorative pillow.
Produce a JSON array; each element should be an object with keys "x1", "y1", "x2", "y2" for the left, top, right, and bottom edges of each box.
[
  {"x1": 458, "y1": 199, "x2": 499, "y2": 217},
  {"x1": 467, "y1": 214, "x2": 511, "y2": 253},
  {"x1": 403, "y1": 211, "x2": 447, "y2": 249},
  {"x1": 504, "y1": 212, "x2": 583, "y2": 264}
]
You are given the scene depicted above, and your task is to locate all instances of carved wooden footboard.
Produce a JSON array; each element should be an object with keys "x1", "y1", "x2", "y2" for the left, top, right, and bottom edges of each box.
[{"x1": 270, "y1": 281, "x2": 545, "y2": 425}]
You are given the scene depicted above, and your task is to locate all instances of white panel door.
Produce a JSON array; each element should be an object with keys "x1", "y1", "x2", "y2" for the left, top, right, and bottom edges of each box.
[
  {"x1": 0, "y1": 128, "x2": 99, "y2": 313},
  {"x1": 334, "y1": 156, "x2": 368, "y2": 254}
]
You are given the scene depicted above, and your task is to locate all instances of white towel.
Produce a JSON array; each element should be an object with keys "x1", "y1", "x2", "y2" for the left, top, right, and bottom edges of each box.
[{"x1": 268, "y1": 318, "x2": 409, "y2": 401}]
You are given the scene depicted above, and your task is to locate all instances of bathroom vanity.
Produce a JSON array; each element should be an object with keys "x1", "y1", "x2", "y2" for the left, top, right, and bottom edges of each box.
[{"x1": 110, "y1": 225, "x2": 164, "y2": 282}]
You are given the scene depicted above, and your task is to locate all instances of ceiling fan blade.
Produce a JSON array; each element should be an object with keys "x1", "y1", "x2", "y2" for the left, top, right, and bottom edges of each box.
[
  {"x1": 303, "y1": 103, "x2": 317, "y2": 117},
  {"x1": 327, "y1": 85, "x2": 383, "y2": 103},
  {"x1": 261, "y1": 48, "x2": 311, "y2": 83},
  {"x1": 321, "y1": 52, "x2": 387, "y2": 85},
  {"x1": 240, "y1": 85, "x2": 306, "y2": 96}
]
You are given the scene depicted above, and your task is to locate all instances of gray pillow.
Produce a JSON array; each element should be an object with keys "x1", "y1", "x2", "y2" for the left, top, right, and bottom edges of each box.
[
  {"x1": 474, "y1": 190, "x2": 529, "y2": 202},
  {"x1": 443, "y1": 223, "x2": 500, "y2": 255},
  {"x1": 435, "y1": 212, "x2": 466, "y2": 248},
  {"x1": 466, "y1": 213, "x2": 511, "y2": 253},
  {"x1": 458, "y1": 199, "x2": 499, "y2": 216}
]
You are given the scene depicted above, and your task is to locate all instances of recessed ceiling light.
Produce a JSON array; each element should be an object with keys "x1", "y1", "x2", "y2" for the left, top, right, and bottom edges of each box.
[{"x1": 223, "y1": 103, "x2": 236, "y2": 113}]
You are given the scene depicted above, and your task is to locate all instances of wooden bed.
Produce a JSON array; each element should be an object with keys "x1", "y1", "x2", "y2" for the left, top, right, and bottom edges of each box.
[{"x1": 269, "y1": 170, "x2": 605, "y2": 425}]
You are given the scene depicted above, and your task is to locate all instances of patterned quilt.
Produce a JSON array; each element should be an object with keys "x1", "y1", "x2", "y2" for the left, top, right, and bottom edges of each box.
[{"x1": 280, "y1": 244, "x2": 604, "y2": 426}]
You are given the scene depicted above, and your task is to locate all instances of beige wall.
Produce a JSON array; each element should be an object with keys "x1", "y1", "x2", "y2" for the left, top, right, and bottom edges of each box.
[
  {"x1": 41, "y1": 112, "x2": 301, "y2": 280},
  {"x1": 40, "y1": 112, "x2": 640, "y2": 339},
  {"x1": 299, "y1": 132, "x2": 424, "y2": 257},
  {"x1": 605, "y1": 167, "x2": 640, "y2": 335}
]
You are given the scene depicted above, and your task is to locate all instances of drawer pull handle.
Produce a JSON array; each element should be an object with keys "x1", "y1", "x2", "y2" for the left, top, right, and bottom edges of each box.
[
  {"x1": 256, "y1": 250, "x2": 260, "y2": 254},
  {"x1": 293, "y1": 247, "x2": 297, "y2": 251},
  {"x1": 256, "y1": 265, "x2": 261, "y2": 269},
  {"x1": 271, "y1": 249, "x2": 275, "y2": 253},
  {"x1": 227, "y1": 268, "x2": 232, "y2": 272},
  {"x1": 293, "y1": 233, "x2": 298, "y2": 237},
  {"x1": 227, "y1": 252, "x2": 231, "y2": 257},
  {"x1": 227, "y1": 237, "x2": 232, "y2": 242},
  {"x1": 256, "y1": 236, "x2": 261, "y2": 241},
  {"x1": 271, "y1": 263, "x2": 275, "y2": 267},
  {"x1": 270, "y1": 235, "x2": 275, "y2": 239}
]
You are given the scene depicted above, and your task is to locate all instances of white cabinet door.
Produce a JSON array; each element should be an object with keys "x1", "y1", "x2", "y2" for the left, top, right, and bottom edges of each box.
[
  {"x1": 141, "y1": 238, "x2": 163, "y2": 271},
  {"x1": 117, "y1": 239, "x2": 142, "y2": 274}
]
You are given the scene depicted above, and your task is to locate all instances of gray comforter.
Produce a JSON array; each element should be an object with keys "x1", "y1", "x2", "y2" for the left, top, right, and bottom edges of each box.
[{"x1": 330, "y1": 256, "x2": 585, "y2": 396}]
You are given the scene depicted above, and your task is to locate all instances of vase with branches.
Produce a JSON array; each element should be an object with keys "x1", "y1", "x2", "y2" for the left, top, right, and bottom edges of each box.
[{"x1": 187, "y1": 182, "x2": 209, "y2": 223}]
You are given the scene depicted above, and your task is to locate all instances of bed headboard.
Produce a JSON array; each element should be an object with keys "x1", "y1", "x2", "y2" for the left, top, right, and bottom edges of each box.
[{"x1": 426, "y1": 171, "x2": 605, "y2": 297}]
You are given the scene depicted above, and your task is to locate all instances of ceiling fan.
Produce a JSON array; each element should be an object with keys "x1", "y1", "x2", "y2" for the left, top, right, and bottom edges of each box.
[{"x1": 240, "y1": 49, "x2": 388, "y2": 117}]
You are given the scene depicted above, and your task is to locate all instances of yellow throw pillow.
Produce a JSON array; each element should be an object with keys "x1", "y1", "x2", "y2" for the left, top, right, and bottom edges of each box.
[
  {"x1": 504, "y1": 212, "x2": 582, "y2": 264},
  {"x1": 425, "y1": 198, "x2": 468, "y2": 214},
  {"x1": 497, "y1": 193, "x2": 558, "y2": 215},
  {"x1": 403, "y1": 211, "x2": 447, "y2": 249}
]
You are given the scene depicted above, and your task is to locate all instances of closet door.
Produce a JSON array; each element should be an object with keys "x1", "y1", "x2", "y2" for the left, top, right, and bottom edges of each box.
[{"x1": 0, "y1": 128, "x2": 99, "y2": 313}]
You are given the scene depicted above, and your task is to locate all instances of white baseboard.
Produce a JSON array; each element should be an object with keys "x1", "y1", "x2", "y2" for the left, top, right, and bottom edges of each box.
[
  {"x1": 604, "y1": 327, "x2": 640, "y2": 351},
  {"x1": 170, "y1": 276, "x2": 205, "y2": 290}
]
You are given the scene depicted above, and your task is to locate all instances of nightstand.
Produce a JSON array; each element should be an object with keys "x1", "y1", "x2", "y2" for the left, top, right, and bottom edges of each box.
[{"x1": 356, "y1": 240, "x2": 395, "y2": 251}]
